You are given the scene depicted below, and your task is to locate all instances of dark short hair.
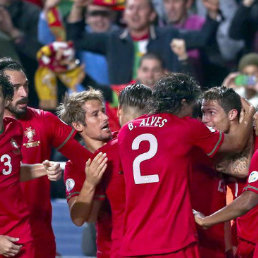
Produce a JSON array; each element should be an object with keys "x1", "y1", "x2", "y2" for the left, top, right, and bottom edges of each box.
[
  {"x1": 149, "y1": 73, "x2": 201, "y2": 114},
  {"x1": 0, "y1": 71, "x2": 14, "y2": 100},
  {"x1": 0, "y1": 57, "x2": 24, "y2": 73},
  {"x1": 203, "y1": 86, "x2": 241, "y2": 118},
  {"x1": 139, "y1": 53, "x2": 164, "y2": 69},
  {"x1": 119, "y1": 83, "x2": 152, "y2": 114},
  {"x1": 126, "y1": 0, "x2": 154, "y2": 11}
]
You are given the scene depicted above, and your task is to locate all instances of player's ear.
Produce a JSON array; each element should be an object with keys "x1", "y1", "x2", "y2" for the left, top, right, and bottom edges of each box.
[
  {"x1": 72, "y1": 121, "x2": 84, "y2": 132},
  {"x1": 228, "y1": 109, "x2": 238, "y2": 121},
  {"x1": 4, "y1": 99, "x2": 11, "y2": 108}
]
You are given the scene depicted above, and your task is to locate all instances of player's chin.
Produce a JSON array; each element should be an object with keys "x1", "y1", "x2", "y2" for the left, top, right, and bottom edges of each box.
[{"x1": 101, "y1": 131, "x2": 112, "y2": 141}]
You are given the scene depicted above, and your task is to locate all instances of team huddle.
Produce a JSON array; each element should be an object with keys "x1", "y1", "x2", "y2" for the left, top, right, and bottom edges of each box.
[{"x1": 0, "y1": 57, "x2": 257, "y2": 258}]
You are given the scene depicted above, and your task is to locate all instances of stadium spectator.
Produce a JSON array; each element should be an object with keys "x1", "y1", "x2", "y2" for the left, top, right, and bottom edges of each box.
[
  {"x1": 229, "y1": 0, "x2": 258, "y2": 53},
  {"x1": 223, "y1": 53, "x2": 258, "y2": 109},
  {"x1": 39, "y1": 0, "x2": 118, "y2": 85},
  {"x1": 66, "y1": 0, "x2": 221, "y2": 85}
]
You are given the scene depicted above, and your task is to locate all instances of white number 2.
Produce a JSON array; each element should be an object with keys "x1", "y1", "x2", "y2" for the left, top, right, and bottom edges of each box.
[
  {"x1": 132, "y1": 133, "x2": 159, "y2": 184},
  {"x1": 1, "y1": 154, "x2": 12, "y2": 175}
]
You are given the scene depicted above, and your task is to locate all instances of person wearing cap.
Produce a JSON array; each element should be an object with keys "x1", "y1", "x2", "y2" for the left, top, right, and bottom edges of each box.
[{"x1": 223, "y1": 53, "x2": 258, "y2": 109}]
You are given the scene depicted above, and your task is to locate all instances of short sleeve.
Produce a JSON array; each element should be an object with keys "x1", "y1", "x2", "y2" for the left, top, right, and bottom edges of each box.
[
  {"x1": 64, "y1": 160, "x2": 85, "y2": 202},
  {"x1": 188, "y1": 118, "x2": 224, "y2": 158},
  {"x1": 42, "y1": 111, "x2": 76, "y2": 150},
  {"x1": 243, "y1": 150, "x2": 258, "y2": 194}
]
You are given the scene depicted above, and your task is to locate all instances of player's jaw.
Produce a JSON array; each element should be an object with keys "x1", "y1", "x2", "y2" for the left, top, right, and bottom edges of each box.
[
  {"x1": 99, "y1": 121, "x2": 112, "y2": 140},
  {"x1": 8, "y1": 97, "x2": 28, "y2": 116}
]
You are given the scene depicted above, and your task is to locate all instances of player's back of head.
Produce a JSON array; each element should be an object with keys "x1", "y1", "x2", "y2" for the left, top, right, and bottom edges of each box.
[
  {"x1": 0, "y1": 70, "x2": 14, "y2": 100},
  {"x1": 149, "y1": 73, "x2": 201, "y2": 115},
  {"x1": 119, "y1": 83, "x2": 152, "y2": 115}
]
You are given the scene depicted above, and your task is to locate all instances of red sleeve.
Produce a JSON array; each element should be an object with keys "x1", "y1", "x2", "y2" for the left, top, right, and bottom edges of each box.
[
  {"x1": 243, "y1": 150, "x2": 258, "y2": 194},
  {"x1": 64, "y1": 160, "x2": 86, "y2": 202},
  {"x1": 188, "y1": 118, "x2": 224, "y2": 158},
  {"x1": 42, "y1": 111, "x2": 76, "y2": 149},
  {"x1": 64, "y1": 152, "x2": 105, "y2": 202},
  {"x1": 42, "y1": 111, "x2": 92, "y2": 163}
]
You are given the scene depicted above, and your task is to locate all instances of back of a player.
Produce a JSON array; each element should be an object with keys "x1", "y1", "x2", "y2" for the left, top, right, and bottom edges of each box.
[
  {"x1": 119, "y1": 114, "x2": 197, "y2": 256},
  {"x1": 0, "y1": 117, "x2": 35, "y2": 258}
]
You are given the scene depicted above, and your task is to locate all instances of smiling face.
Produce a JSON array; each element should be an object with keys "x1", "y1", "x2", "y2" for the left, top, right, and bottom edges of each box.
[
  {"x1": 86, "y1": 5, "x2": 113, "y2": 33},
  {"x1": 78, "y1": 99, "x2": 112, "y2": 142},
  {"x1": 123, "y1": 0, "x2": 156, "y2": 33},
  {"x1": 137, "y1": 58, "x2": 164, "y2": 89},
  {"x1": 4, "y1": 69, "x2": 29, "y2": 117},
  {"x1": 201, "y1": 99, "x2": 231, "y2": 133}
]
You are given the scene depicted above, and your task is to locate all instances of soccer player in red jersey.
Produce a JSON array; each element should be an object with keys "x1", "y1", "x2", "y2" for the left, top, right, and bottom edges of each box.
[
  {"x1": 87, "y1": 84, "x2": 152, "y2": 258},
  {"x1": 190, "y1": 86, "x2": 249, "y2": 258},
  {"x1": 0, "y1": 57, "x2": 91, "y2": 258},
  {"x1": 201, "y1": 86, "x2": 257, "y2": 256},
  {"x1": 0, "y1": 71, "x2": 62, "y2": 258},
  {"x1": 194, "y1": 111, "x2": 258, "y2": 258},
  {"x1": 57, "y1": 89, "x2": 113, "y2": 257},
  {"x1": 118, "y1": 73, "x2": 254, "y2": 257}
]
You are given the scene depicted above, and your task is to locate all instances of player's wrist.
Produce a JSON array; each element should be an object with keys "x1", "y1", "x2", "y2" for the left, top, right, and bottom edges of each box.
[{"x1": 84, "y1": 180, "x2": 97, "y2": 190}]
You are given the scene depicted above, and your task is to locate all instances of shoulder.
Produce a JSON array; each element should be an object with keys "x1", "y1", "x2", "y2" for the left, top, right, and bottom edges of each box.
[{"x1": 4, "y1": 117, "x2": 23, "y2": 133}]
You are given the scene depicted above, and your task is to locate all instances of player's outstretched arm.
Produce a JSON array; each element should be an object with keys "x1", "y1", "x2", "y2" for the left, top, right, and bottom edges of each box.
[
  {"x1": 19, "y1": 161, "x2": 62, "y2": 182},
  {"x1": 220, "y1": 98, "x2": 255, "y2": 153},
  {"x1": 68, "y1": 152, "x2": 107, "y2": 226},
  {"x1": 194, "y1": 191, "x2": 258, "y2": 228},
  {"x1": 0, "y1": 235, "x2": 22, "y2": 257}
]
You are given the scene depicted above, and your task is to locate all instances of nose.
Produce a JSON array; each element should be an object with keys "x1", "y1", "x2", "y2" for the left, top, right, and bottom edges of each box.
[
  {"x1": 19, "y1": 86, "x2": 28, "y2": 97},
  {"x1": 102, "y1": 111, "x2": 108, "y2": 122},
  {"x1": 202, "y1": 113, "x2": 209, "y2": 125}
]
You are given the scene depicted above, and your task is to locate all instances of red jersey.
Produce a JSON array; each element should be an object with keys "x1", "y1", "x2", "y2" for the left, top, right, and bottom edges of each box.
[
  {"x1": 16, "y1": 107, "x2": 89, "y2": 252},
  {"x1": 64, "y1": 150, "x2": 112, "y2": 257},
  {"x1": 0, "y1": 117, "x2": 33, "y2": 244},
  {"x1": 190, "y1": 148, "x2": 226, "y2": 257},
  {"x1": 94, "y1": 136, "x2": 125, "y2": 257},
  {"x1": 237, "y1": 149, "x2": 258, "y2": 245},
  {"x1": 118, "y1": 113, "x2": 224, "y2": 255}
]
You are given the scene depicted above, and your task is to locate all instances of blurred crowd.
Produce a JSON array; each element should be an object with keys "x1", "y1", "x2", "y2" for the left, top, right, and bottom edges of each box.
[{"x1": 0, "y1": 0, "x2": 257, "y2": 114}]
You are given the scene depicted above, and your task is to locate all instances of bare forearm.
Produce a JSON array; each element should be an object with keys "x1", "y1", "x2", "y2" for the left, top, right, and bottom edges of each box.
[
  {"x1": 20, "y1": 163, "x2": 47, "y2": 182},
  {"x1": 67, "y1": 4, "x2": 84, "y2": 23},
  {"x1": 201, "y1": 192, "x2": 257, "y2": 227},
  {"x1": 70, "y1": 181, "x2": 96, "y2": 226}
]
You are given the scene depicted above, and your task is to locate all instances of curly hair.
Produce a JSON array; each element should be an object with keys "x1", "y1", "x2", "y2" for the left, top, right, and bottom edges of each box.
[{"x1": 148, "y1": 73, "x2": 201, "y2": 115}]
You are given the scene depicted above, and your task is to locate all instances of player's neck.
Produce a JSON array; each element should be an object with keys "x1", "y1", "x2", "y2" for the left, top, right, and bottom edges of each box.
[
  {"x1": 4, "y1": 109, "x2": 26, "y2": 120},
  {"x1": 4, "y1": 109, "x2": 15, "y2": 119},
  {"x1": 82, "y1": 136, "x2": 106, "y2": 153}
]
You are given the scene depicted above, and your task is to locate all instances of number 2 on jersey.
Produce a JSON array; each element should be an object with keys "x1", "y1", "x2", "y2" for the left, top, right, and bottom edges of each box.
[
  {"x1": 1, "y1": 154, "x2": 12, "y2": 175},
  {"x1": 132, "y1": 133, "x2": 159, "y2": 184}
]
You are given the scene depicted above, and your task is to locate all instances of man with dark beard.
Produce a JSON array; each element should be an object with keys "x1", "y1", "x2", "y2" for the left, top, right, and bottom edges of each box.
[{"x1": 1, "y1": 57, "x2": 91, "y2": 258}]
